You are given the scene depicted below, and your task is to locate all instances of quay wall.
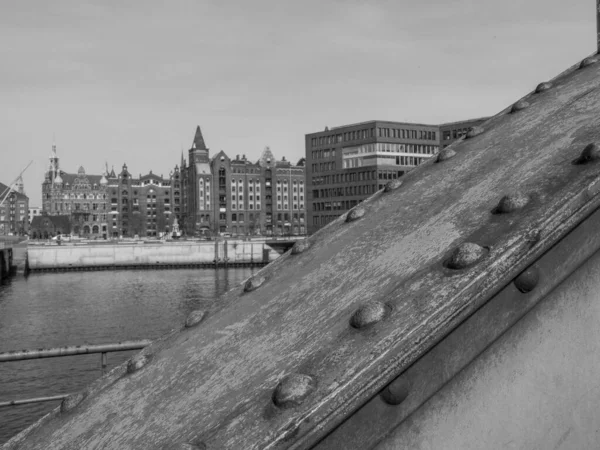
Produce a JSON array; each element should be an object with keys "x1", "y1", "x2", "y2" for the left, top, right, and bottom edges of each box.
[{"x1": 27, "y1": 241, "x2": 281, "y2": 271}]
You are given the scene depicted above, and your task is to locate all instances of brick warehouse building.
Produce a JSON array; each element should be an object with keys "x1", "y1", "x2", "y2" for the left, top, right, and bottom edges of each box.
[
  {"x1": 305, "y1": 117, "x2": 489, "y2": 234},
  {"x1": 180, "y1": 126, "x2": 306, "y2": 237},
  {"x1": 40, "y1": 127, "x2": 306, "y2": 238},
  {"x1": 0, "y1": 177, "x2": 29, "y2": 236}
]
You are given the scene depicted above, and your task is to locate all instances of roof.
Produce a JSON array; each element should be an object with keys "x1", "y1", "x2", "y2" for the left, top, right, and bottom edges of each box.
[
  {"x1": 30, "y1": 215, "x2": 70, "y2": 230},
  {"x1": 7, "y1": 50, "x2": 600, "y2": 449},
  {"x1": 57, "y1": 171, "x2": 104, "y2": 186},
  {"x1": 0, "y1": 181, "x2": 28, "y2": 202},
  {"x1": 192, "y1": 125, "x2": 207, "y2": 150},
  {"x1": 306, "y1": 117, "x2": 492, "y2": 136}
]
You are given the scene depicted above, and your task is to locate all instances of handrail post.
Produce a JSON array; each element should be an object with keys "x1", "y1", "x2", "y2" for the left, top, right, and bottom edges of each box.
[{"x1": 101, "y1": 352, "x2": 107, "y2": 374}]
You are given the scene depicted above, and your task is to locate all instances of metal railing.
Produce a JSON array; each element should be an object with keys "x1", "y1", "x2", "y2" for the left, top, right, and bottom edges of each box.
[{"x1": 0, "y1": 340, "x2": 151, "y2": 407}]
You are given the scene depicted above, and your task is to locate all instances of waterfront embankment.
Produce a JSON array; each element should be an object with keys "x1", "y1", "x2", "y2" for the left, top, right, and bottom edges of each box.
[{"x1": 27, "y1": 240, "x2": 282, "y2": 272}]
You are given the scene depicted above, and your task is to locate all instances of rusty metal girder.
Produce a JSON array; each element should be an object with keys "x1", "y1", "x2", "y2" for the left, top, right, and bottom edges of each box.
[
  {"x1": 5, "y1": 53, "x2": 600, "y2": 449},
  {"x1": 315, "y1": 203, "x2": 600, "y2": 449}
]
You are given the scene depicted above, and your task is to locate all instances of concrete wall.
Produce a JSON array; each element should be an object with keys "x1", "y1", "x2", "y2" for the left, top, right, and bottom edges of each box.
[{"x1": 27, "y1": 241, "x2": 280, "y2": 270}]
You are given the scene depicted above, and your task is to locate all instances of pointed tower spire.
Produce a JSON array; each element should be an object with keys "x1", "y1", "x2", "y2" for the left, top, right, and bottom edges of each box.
[{"x1": 192, "y1": 126, "x2": 207, "y2": 150}]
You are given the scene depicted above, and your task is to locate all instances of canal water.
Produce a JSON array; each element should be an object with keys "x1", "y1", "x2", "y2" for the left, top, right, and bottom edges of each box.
[{"x1": 0, "y1": 267, "x2": 257, "y2": 444}]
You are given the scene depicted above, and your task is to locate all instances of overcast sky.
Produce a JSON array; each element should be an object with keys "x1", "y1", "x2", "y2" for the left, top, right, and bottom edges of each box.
[{"x1": 0, "y1": 0, "x2": 594, "y2": 205}]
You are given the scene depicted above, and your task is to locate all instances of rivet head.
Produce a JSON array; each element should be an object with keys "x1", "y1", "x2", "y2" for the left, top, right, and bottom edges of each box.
[
  {"x1": 573, "y1": 143, "x2": 600, "y2": 164},
  {"x1": 511, "y1": 99, "x2": 529, "y2": 113},
  {"x1": 291, "y1": 240, "x2": 310, "y2": 254},
  {"x1": 244, "y1": 275, "x2": 265, "y2": 292},
  {"x1": 580, "y1": 56, "x2": 598, "y2": 68},
  {"x1": 514, "y1": 267, "x2": 539, "y2": 293},
  {"x1": 535, "y1": 81, "x2": 552, "y2": 93},
  {"x1": 60, "y1": 392, "x2": 85, "y2": 413},
  {"x1": 381, "y1": 378, "x2": 410, "y2": 405},
  {"x1": 384, "y1": 179, "x2": 402, "y2": 192},
  {"x1": 466, "y1": 126, "x2": 484, "y2": 138},
  {"x1": 127, "y1": 354, "x2": 150, "y2": 374},
  {"x1": 436, "y1": 148, "x2": 456, "y2": 162},
  {"x1": 185, "y1": 310, "x2": 206, "y2": 328},
  {"x1": 494, "y1": 192, "x2": 530, "y2": 213},
  {"x1": 346, "y1": 206, "x2": 365, "y2": 222},
  {"x1": 272, "y1": 374, "x2": 316, "y2": 409},
  {"x1": 446, "y1": 242, "x2": 486, "y2": 269},
  {"x1": 350, "y1": 301, "x2": 389, "y2": 329}
]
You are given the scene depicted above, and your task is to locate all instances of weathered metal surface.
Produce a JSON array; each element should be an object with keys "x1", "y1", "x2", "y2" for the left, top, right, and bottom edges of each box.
[
  {"x1": 5, "y1": 52, "x2": 600, "y2": 449},
  {"x1": 373, "y1": 223, "x2": 600, "y2": 449},
  {"x1": 315, "y1": 205, "x2": 600, "y2": 449}
]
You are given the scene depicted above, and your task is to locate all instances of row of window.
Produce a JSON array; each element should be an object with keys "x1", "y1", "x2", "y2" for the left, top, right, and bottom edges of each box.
[
  {"x1": 311, "y1": 170, "x2": 404, "y2": 186},
  {"x1": 311, "y1": 162, "x2": 337, "y2": 173},
  {"x1": 311, "y1": 149, "x2": 337, "y2": 160},
  {"x1": 378, "y1": 128, "x2": 436, "y2": 141},
  {"x1": 310, "y1": 129, "x2": 373, "y2": 147},
  {"x1": 310, "y1": 127, "x2": 438, "y2": 148},
  {"x1": 343, "y1": 155, "x2": 428, "y2": 169},
  {"x1": 442, "y1": 127, "x2": 474, "y2": 140},
  {"x1": 343, "y1": 143, "x2": 439, "y2": 156}
]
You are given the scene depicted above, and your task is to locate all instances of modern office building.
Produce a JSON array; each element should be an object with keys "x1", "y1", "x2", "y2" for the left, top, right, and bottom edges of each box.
[
  {"x1": 305, "y1": 117, "x2": 489, "y2": 234},
  {"x1": 0, "y1": 177, "x2": 29, "y2": 236}
]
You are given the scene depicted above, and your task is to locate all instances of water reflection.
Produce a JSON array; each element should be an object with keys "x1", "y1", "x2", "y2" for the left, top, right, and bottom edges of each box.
[{"x1": 0, "y1": 267, "x2": 256, "y2": 444}]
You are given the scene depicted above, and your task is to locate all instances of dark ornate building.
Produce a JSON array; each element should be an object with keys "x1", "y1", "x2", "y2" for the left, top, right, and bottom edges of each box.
[
  {"x1": 42, "y1": 144, "x2": 109, "y2": 238},
  {"x1": 105, "y1": 164, "x2": 178, "y2": 238}
]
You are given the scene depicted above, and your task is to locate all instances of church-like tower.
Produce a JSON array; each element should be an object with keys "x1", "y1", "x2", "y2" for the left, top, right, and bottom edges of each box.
[{"x1": 185, "y1": 126, "x2": 213, "y2": 235}]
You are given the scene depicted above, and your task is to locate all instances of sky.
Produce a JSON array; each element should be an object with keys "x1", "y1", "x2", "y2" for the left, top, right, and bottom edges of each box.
[{"x1": 0, "y1": 0, "x2": 594, "y2": 205}]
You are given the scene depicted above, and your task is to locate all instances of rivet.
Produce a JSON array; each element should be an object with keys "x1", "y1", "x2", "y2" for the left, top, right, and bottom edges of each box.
[
  {"x1": 510, "y1": 99, "x2": 529, "y2": 113},
  {"x1": 436, "y1": 148, "x2": 456, "y2": 162},
  {"x1": 381, "y1": 378, "x2": 410, "y2": 405},
  {"x1": 127, "y1": 354, "x2": 150, "y2": 374},
  {"x1": 494, "y1": 192, "x2": 530, "y2": 213},
  {"x1": 384, "y1": 179, "x2": 402, "y2": 192},
  {"x1": 446, "y1": 242, "x2": 486, "y2": 269},
  {"x1": 185, "y1": 310, "x2": 206, "y2": 328},
  {"x1": 535, "y1": 81, "x2": 552, "y2": 93},
  {"x1": 514, "y1": 267, "x2": 539, "y2": 293},
  {"x1": 244, "y1": 275, "x2": 265, "y2": 292},
  {"x1": 350, "y1": 301, "x2": 389, "y2": 329},
  {"x1": 580, "y1": 56, "x2": 598, "y2": 68},
  {"x1": 291, "y1": 240, "x2": 310, "y2": 254},
  {"x1": 466, "y1": 126, "x2": 484, "y2": 138},
  {"x1": 573, "y1": 143, "x2": 600, "y2": 164},
  {"x1": 346, "y1": 206, "x2": 365, "y2": 222},
  {"x1": 272, "y1": 374, "x2": 316, "y2": 409},
  {"x1": 60, "y1": 392, "x2": 85, "y2": 413}
]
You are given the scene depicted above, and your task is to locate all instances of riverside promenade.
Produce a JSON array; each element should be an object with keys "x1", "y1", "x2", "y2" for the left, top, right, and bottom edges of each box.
[{"x1": 26, "y1": 238, "x2": 290, "y2": 272}]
